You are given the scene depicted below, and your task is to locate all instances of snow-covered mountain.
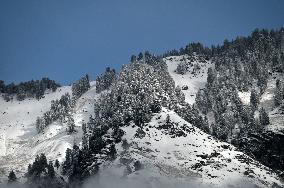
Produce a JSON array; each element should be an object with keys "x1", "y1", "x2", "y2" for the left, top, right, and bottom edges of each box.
[
  {"x1": 113, "y1": 108, "x2": 282, "y2": 187},
  {"x1": 0, "y1": 56, "x2": 283, "y2": 188},
  {"x1": 1, "y1": 29, "x2": 284, "y2": 188}
]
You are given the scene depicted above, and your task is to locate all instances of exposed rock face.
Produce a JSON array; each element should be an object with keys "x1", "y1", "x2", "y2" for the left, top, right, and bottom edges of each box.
[{"x1": 240, "y1": 131, "x2": 284, "y2": 174}]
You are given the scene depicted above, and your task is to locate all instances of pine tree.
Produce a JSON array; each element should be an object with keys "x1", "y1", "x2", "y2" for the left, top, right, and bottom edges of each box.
[
  {"x1": 0, "y1": 80, "x2": 5, "y2": 93},
  {"x1": 176, "y1": 61, "x2": 188, "y2": 75},
  {"x1": 82, "y1": 123, "x2": 89, "y2": 150},
  {"x1": 67, "y1": 115, "x2": 76, "y2": 134},
  {"x1": 202, "y1": 116, "x2": 210, "y2": 133},
  {"x1": 88, "y1": 127, "x2": 107, "y2": 155},
  {"x1": 108, "y1": 144, "x2": 117, "y2": 160},
  {"x1": 246, "y1": 108, "x2": 258, "y2": 134},
  {"x1": 26, "y1": 153, "x2": 49, "y2": 181},
  {"x1": 62, "y1": 148, "x2": 72, "y2": 175},
  {"x1": 138, "y1": 52, "x2": 143, "y2": 60},
  {"x1": 259, "y1": 107, "x2": 270, "y2": 126},
  {"x1": 38, "y1": 153, "x2": 48, "y2": 176},
  {"x1": 8, "y1": 170, "x2": 17, "y2": 183},
  {"x1": 130, "y1": 55, "x2": 137, "y2": 62},
  {"x1": 134, "y1": 160, "x2": 142, "y2": 171},
  {"x1": 27, "y1": 164, "x2": 33, "y2": 177},
  {"x1": 95, "y1": 67, "x2": 116, "y2": 93},
  {"x1": 250, "y1": 89, "x2": 259, "y2": 111},
  {"x1": 35, "y1": 92, "x2": 73, "y2": 133},
  {"x1": 196, "y1": 89, "x2": 209, "y2": 114},
  {"x1": 122, "y1": 139, "x2": 130, "y2": 150},
  {"x1": 47, "y1": 161, "x2": 55, "y2": 178},
  {"x1": 275, "y1": 79, "x2": 284, "y2": 106},
  {"x1": 36, "y1": 117, "x2": 42, "y2": 133},
  {"x1": 72, "y1": 75, "x2": 90, "y2": 100},
  {"x1": 54, "y1": 159, "x2": 60, "y2": 170},
  {"x1": 0, "y1": 78, "x2": 60, "y2": 101},
  {"x1": 150, "y1": 98, "x2": 161, "y2": 113},
  {"x1": 207, "y1": 67, "x2": 216, "y2": 86}
]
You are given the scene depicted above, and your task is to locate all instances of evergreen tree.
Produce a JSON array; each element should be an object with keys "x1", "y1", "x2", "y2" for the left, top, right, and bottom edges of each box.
[
  {"x1": 39, "y1": 153, "x2": 48, "y2": 173},
  {"x1": 72, "y1": 74, "x2": 90, "y2": 100},
  {"x1": 250, "y1": 89, "x2": 259, "y2": 111},
  {"x1": 36, "y1": 93, "x2": 72, "y2": 133},
  {"x1": 108, "y1": 144, "x2": 117, "y2": 160},
  {"x1": 195, "y1": 89, "x2": 209, "y2": 114},
  {"x1": 207, "y1": 67, "x2": 216, "y2": 87},
  {"x1": 134, "y1": 160, "x2": 142, "y2": 171},
  {"x1": 47, "y1": 161, "x2": 55, "y2": 178},
  {"x1": 176, "y1": 61, "x2": 188, "y2": 75},
  {"x1": 26, "y1": 154, "x2": 66, "y2": 187},
  {"x1": 275, "y1": 79, "x2": 284, "y2": 106},
  {"x1": 0, "y1": 80, "x2": 5, "y2": 93},
  {"x1": 67, "y1": 115, "x2": 76, "y2": 134},
  {"x1": 62, "y1": 148, "x2": 72, "y2": 175},
  {"x1": 259, "y1": 107, "x2": 270, "y2": 126},
  {"x1": 138, "y1": 52, "x2": 143, "y2": 60},
  {"x1": 8, "y1": 170, "x2": 17, "y2": 183},
  {"x1": 130, "y1": 55, "x2": 137, "y2": 62},
  {"x1": 150, "y1": 98, "x2": 162, "y2": 113},
  {"x1": 26, "y1": 153, "x2": 49, "y2": 181},
  {"x1": 95, "y1": 67, "x2": 116, "y2": 93},
  {"x1": 202, "y1": 116, "x2": 210, "y2": 133},
  {"x1": 82, "y1": 123, "x2": 89, "y2": 150},
  {"x1": 54, "y1": 159, "x2": 60, "y2": 170},
  {"x1": 35, "y1": 117, "x2": 42, "y2": 133},
  {"x1": 1, "y1": 78, "x2": 60, "y2": 100},
  {"x1": 122, "y1": 139, "x2": 130, "y2": 150}
]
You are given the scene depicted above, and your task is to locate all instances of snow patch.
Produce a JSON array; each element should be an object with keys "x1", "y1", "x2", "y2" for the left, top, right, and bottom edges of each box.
[
  {"x1": 0, "y1": 83, "x2": 102, "y2": 182},
  {"x1": 164, "y1": 55, "x2": 212, "y2": 104},
  {"x1": 238, "y1": 91, "x2": 251, "y2": 105}
]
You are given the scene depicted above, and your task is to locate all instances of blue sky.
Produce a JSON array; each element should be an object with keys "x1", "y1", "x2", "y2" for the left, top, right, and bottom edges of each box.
[{"x1": 0, "y1": 0, "x2": 284, "y2": 85}]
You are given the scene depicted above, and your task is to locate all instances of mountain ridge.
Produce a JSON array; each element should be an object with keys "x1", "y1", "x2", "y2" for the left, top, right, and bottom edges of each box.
[{"x1": 1, "y1": 28, "x2": 284, "y2": 187}]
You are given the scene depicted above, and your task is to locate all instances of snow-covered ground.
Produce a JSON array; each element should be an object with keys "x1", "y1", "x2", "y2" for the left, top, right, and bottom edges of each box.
[
  {"x1": 0, "y1": 82, "x2": 99, "y2": 183},
  {"x1": 237, "y1": 72, "x2": 284, "y2": 133},
  {"x1": 0, "y1": 61, "x2": 283, "y2": 187},
  {"x1": 104, "y1": 109, "x2": 283, "y2": 188},
  {"x1": 164, "y1": 55, "x2": 212, "y2": 104},
  {"x1": 238, "y1": 91, "x2": 251, "y2": 105},
  {"x1": 259, "y1": 72, "x2": 284, "y2": 132}
]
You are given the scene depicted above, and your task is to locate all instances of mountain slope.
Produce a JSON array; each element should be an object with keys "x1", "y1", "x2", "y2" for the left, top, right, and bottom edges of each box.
[
  {"x1": 260, "y1": 72, "x2": 284, "y2": 132},
  {"x1": 0, "y1": 82, "x2": 99, "y2": 183},
  {"x1": 165, "y1": 55, "x2": 212, "y2": 104},
  {"x1": 86, "y1": 55, "x2": 283, "y2": 188},
  {"x1": 1, "y1": 28, "x2": 284, "y2": 187},
  {"x1": 99, "y1": 108, "x2": 282, "y2": 187},
  {"x1": 0, "y1": 58, "x2": 283, "y2": 187}
]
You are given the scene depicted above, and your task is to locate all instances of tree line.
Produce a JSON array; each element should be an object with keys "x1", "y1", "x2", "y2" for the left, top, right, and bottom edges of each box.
[{"x1": 0, "y1": 78, "x2": 60, "y2": 101}]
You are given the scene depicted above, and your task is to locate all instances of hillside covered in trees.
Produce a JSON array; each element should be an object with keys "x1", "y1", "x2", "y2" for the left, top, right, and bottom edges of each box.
[
  {"x1": 1, "y1": 28, "x2": 284, "y2": 188},
  {"x1": 0, "y1": 78, "x2": 60, "y2": 101}
]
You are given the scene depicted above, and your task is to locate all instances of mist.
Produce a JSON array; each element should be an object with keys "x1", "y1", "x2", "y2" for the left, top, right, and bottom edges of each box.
[
  {"x1": 1, "y1": 167, "x2": 264, "y2": 188},
  {"x1": 82, "y1": 167, "x2": 260, "y2": 188}
]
